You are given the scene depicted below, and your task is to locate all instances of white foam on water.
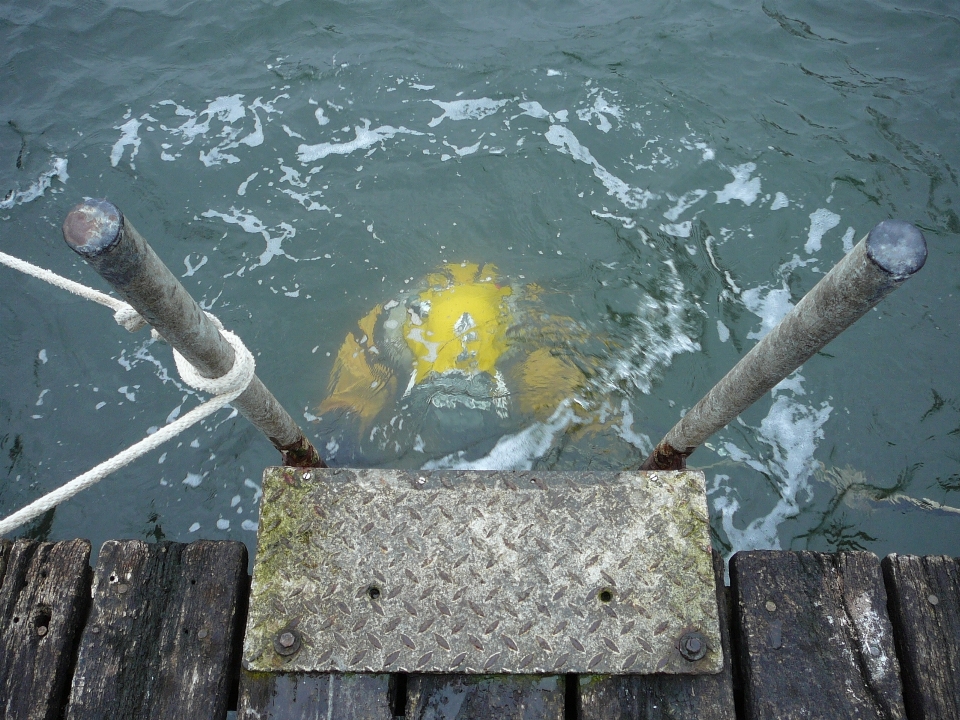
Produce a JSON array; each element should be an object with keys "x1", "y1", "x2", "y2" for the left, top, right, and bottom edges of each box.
[
  {"x1": 615, "y1": 399, "x2": 652, "y2": 453},
  {"x1": 315, "y1": 107, "x2": 330, "y2": 125},
  {"x1": 713, "y1": 374, "x2": 832, "y2": 554},
  {"x1": 576, "y1": 93, "x2": 622, "y2": 133},
  {"x1": 237, "y1": 171, "x2": 258, "y2": 196},
  {"x1": 422, "y1": 404, "x2": 576, "y2": 471},
  {"x1": 663, "y1": 189, "x2": 708, "y2": 221},
  {"x1": 717, "y1": 320, "x2": 730, "y2": 343},
  {"x1": 544, "y1": 125, "x2": 656, "y2": 210},
  {"x1": 715, "y1": 163, "x2": 762, "y2": 206},
  {"x1": 1, "y1": 157, "x2": 69, "y2": 210},
  {"x1": 182, "y1": 472, "x2": 204, "y2": 487},
  {"x1": 805, "y1": 208, "x2": 841, "y2": 254},
  {"x1": 38, "y1": 349, "x2": 48, "y2": 364},
  {"x1": 297, "y1": 119, "x2": 423, "y2": 162},
  {"x1": 842, "y1": 226, "x2": 856, "y2": 253},
  {"x1": 519, "y1": 101, "x2": 550, "y2": 119},
  {"x1": 660, "y1": 221, "x2": 692, "y2": 238},
  {"x1": 770, "y1": 191, "x2": 789, "y2": 210},
  {"x1": 201, "y1": 207, "x2": 297, "y2": 267},
  {"x1": 593, "y1": 262, "x2": 700, "y2": 395},
  {"x1": 741, "y1": 283, "x2": 793, "y2": 340},
  {"x1": 427, "y1": 98, "x2": 509, "y2": 127},
  {"x1": 110, "y1": 118, "x2": 141, "y2": 167}
]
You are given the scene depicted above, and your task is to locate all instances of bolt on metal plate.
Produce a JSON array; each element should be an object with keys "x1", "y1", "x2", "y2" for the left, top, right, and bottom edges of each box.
[{"x1": 243, "y1": 468, "x2": 722, "y2": 675}]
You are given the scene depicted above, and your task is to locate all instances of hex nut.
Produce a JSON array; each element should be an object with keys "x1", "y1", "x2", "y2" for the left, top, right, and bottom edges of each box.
[
  {"x1": 274, "y1": 628, "x2": 302, "y2": 657},
  {"x1": 679, "y1": 631, "x2": 708, "y2": 662}
]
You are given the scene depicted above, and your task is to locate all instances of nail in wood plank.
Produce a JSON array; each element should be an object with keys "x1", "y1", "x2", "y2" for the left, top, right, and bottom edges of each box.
[
  {"x1": 731, "y1": 551, "x2": 906, "y2": 720},
  {"x1": 66, "y1": 540, "x2": 247, "y2": 720},
  {"x1": 577, "y1": 550, "x2": 735, "y2": 719},
  {"x1": 238, "y1": 671, "x2": 393, "y2": 719},
  {"x1": 882, "y1": 554, "x2": 960, "y2": 720},
  {"x1": 0, "y1": 539, "x2": 92, "y2": 720},
  {"x1": 406, "y1": 674, "x2": 566, "y2": 720}
]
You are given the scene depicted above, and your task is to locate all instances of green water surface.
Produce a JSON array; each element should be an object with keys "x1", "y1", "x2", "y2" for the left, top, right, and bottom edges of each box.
[{"x1": 1, "y1": 0, "x2": 958, "y2": 561}]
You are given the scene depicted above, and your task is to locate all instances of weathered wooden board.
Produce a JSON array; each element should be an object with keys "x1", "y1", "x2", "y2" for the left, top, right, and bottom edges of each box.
[
  {"x1": 238, "y1": 671, "x2": 394, "y2": 719},
  {"x1": 0, "y1": 539, "x2": 11, "y2": 585},
  {"x1": 732, "y1": 551, "x2": 906, "y2": 720},
  {"x1": 0, "y1": 539, "x2": 92, "y2": 720},
  {"x1": 578, "y1": 550, "x2": 735, "y2": 719},
  {"x1": 406, "y1": 674, "x2": 566, "y2": 719},
  {"x1": 882, "y1": 554, "x2": 960, "y2": 720},
  {"x1": 65, "y1": 539, "x2": 247, "y2": 720}
]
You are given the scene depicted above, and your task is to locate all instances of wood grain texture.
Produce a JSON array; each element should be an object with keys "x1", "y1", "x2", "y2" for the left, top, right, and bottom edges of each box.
[
  {"x1": 66, "y1": 539, "x2": 247, "y2": 720},
  {"x1": 406, "y1": 674, "x2": 566, "y2": 720},
  {"x1": 0, "y1": 540, "x2": 11, "y2": 586},
  {"x1": 882, "y1": 554, "x2": 960, "y2": 720},
  {"x1": 577, "y1": 550, "x2": 736, "y2": 719},
  {"x1": 732, "y1": 550, "x2": 906, "y2": 720},
  {"x1": 238, "y1": 671, "x2": 394, "y2": 719},
  {"x1": 0, "y1": 539, "x2": 92, "y2": 720}
]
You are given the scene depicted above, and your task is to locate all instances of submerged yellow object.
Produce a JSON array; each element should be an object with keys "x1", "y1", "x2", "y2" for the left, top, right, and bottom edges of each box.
[
  {"x1": 317, "y1": 261, "x2": 590, "y2": 453},
  {"x1": 403, "y1": 262, "x2": 512, "y2": 384}
]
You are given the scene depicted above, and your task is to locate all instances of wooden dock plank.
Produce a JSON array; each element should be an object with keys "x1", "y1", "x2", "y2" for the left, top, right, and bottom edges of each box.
[
  {"x1": 0, "y1": 539, "x2": 11, "y2": 585},
  {"x1": 577, "y1": 550, "x2": 735, "y2": 719},
  {"x1": 732, "y1": 550, "x2": 906, "y2": 720},
  {"x1": 882, "y1": 554, "x2": 960, "y2": 720},
  {"x1": 405, "y1": 674, "x2": 566, "y2": 720},
  {"x1": 238, "y1": 671, "x2": 394, "y2": 719},
  {"x1": 0, "y1": 539, "x2": 92, "y2": 720},
  {"x1": 65, "y1": 539, "x2": 247, "y2": 720}
]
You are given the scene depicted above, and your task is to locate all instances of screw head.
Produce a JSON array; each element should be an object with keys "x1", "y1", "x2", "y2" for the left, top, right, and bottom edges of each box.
[
  {"x1": 274, "y1": 628, "x2": 302, "y2": 657},
  {"x1": 303, "y1": 472, "x2": 312, "y2": 481},
  {"x1": 679, "y1": 631, "x2": 708, "y2": 662}
]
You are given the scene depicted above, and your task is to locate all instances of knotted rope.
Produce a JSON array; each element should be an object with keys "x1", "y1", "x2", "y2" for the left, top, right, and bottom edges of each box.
[{"x1": 0, "y1": 251, "x2": 255, "y2": 535}]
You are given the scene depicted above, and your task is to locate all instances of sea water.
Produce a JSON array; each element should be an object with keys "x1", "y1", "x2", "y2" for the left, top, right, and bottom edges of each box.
[{"x1": 1, "y1": 0, "x2": 958, "y2": 562}]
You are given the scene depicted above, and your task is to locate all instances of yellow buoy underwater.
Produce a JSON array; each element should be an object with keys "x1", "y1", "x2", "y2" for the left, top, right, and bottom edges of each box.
[{"x1": 315, "y1": 262, "x2": 595, "y2": 467}]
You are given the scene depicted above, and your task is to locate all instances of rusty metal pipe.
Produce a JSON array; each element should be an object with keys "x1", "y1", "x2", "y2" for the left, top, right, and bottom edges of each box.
[
  {"x1": 62, "y1": 199, "x2": 324, "y2": 468},
  {"x1": 640, "y1": 219, "x2": 927, "y2": 471}
]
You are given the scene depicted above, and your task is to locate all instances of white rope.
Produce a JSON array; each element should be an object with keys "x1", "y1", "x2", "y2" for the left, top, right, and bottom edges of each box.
[
  {"x1": 0, "y1": 252, "x2": 256, "y2": 535},
  {"x1": 0, "y1": 250, "x2": 148, "y2": 332}
]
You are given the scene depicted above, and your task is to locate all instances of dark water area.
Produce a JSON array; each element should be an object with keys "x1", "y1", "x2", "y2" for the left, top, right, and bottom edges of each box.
[{"x1": 1, "y1": 0, "x2": 958, "y2": 562}]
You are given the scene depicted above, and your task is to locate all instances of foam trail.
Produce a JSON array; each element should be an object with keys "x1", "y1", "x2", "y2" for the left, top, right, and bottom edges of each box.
[
  {"x1": 806, "y1": 208, "x2": 841, "y2": 254},
  {"x1": 427, "y1": 98, "x2": 509, "y2": 127},
  {"x1": 1, "y1": 158, "x2": 69, "y2": 210},
  {"x1": 545, "y1": 125, "x2": 656, "y2": 210},
  {"x1": 713, "y1": 382, "x2": 832, "y2": 554},
  {"x1": 111, "y1": 118, "x2": 141, "y2": 167},
  {"x1": 715, "y1": 163, "x2": 761, "y2": 206},
  {"x1": 422, "y1": 405, "x2": 575, "y2": 471},
  {"x1": 297, "y1": 120, "x2": 423, "y2": 162}
]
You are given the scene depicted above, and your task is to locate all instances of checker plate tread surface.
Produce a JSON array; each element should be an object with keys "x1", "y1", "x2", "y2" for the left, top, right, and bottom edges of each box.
[{"x1": 243, "y1": 468, "x2": 721, "y2": 675}]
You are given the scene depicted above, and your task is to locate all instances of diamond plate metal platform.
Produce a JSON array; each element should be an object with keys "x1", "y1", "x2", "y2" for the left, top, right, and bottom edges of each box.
[{"x1": 243, "y1": 468, "x2": 722, "y2": 675}]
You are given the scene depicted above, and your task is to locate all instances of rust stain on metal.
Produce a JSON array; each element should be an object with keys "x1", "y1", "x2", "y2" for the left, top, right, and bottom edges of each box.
[{"x1": 62, "y1": 200, "x2": 122, "y2": 252}]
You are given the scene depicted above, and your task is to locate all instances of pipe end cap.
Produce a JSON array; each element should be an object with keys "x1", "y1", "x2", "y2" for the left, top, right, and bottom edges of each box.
[
  {"x1": 866, "y1": 220, "x2": 927, "y2": 279},
  {"x1": 62, "y1": 199, "x2": 123, "y2": 257}
]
